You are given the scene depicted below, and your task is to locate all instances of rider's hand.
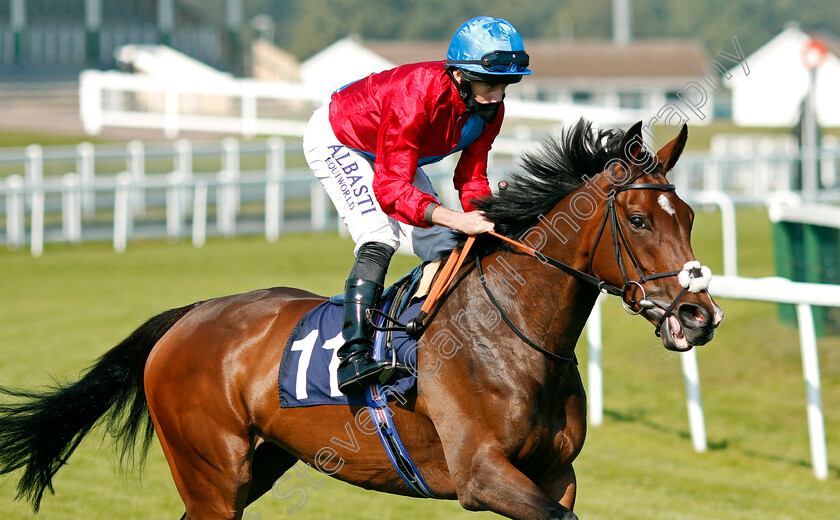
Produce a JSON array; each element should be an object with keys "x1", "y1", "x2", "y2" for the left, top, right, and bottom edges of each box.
[{"x1": 429, "y1": 206, "x2": 495, "y2": 235}]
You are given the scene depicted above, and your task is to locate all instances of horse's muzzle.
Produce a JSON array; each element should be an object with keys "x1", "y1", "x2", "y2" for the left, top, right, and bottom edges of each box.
[{"x1": 644, "y1": 300, "x2": 718, "y2": 351}]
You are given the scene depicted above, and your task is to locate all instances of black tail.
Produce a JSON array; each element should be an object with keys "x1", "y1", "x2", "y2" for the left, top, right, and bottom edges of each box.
[{"x1": 0, "y1": 302, "x2": 200, "y2": 512}]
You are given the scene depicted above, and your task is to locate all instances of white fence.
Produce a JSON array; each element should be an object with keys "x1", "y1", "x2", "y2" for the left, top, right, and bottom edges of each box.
[
  {"x1": 670, "y1": 135, "x2": 840, "y2": 203},
  {"x1": 1, "y1": 137, "x2": 304, "y2": 256},
  {"x1": 79, "y1": 70, "x2": 323, "y2": 139},
  {"x1": 588, "y1": 275, "x2": 833, "y2": 480},
  {"x1": 587, "y1": 276, "x2": 840, "y2": 480},
  {"x1": 78, "y1": 72, "x2": 840, "y2": 203},
  {"x1": 5, "y1": 135, "x2": 840, "y2": 257},
  {"x1": 0, "y1": 137, "x2": 532, "y2": 255}
]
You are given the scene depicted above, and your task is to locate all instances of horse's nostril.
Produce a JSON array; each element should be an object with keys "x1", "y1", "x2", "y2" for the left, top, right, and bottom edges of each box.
[{"x1": 678, "y1": 304, "x2": 710, "y2": 326}]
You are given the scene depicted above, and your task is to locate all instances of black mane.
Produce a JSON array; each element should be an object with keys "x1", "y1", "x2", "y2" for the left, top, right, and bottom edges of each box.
[{"x1": 475, "y1": 119, "x2": 626, "y2": 240}]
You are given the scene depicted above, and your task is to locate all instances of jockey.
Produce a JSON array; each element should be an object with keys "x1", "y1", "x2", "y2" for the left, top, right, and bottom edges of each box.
[{"x1": 303, "y1": 16, "x2": 531, "y2": 394}]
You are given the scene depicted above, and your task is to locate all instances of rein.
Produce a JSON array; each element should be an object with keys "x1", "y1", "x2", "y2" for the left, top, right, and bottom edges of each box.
[
  {"x1": 401, "y1": 181, "x2": 711, "y2": 363},
  {"x1": 475, "y1": 252, "x2": 575, "y2": 364}
]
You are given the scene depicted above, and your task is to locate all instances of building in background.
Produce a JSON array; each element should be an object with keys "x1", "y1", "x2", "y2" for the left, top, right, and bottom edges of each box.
[
  {"x1": 298, "y1": 36, "x2": 715, "y2": 124},
  {"x1": 726, "y1": 22, "x2": 840, "y2": 127}
]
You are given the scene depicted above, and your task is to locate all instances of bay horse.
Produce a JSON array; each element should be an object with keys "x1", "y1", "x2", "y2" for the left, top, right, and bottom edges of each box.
[{"x1": 0, "y1": 120, "x2": 722, "y2": 519}]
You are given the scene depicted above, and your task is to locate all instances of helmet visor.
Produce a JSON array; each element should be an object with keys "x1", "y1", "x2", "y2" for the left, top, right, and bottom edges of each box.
[
  {"x1": 459, "y1": 68, "x2": 523, "y2": 84},
  {"x1": 448, "y1": 50, "x2": 530, "y2": 73}
]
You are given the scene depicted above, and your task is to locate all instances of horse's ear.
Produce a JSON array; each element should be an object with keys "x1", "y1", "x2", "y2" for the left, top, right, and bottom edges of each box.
[
  {"x1": 618, "y1": 121, "x2": 645, "y2": 166},
  {"x1": 656, "y1": 124, "x2": 688, "y2": 175}
]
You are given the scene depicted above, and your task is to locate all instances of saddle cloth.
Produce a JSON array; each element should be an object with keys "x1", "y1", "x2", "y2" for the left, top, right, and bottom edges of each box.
[{"x1": 278, "y1": 266, "x2": 430, "y2": 408}]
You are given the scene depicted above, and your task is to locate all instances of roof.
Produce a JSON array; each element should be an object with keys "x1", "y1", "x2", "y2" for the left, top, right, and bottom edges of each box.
[
  {"x1": 363, "y1": 40, "x2": 448, "y2": 68},
  {"x1": 362, "y1": 38, "x2": 709, "y2": 81},
  {"x1": 724, "y1": 23, "x2": 840, "y2": 86},
  {"x1": 806, "y1": 29, "x2": 840, "y2": 59},
  {"x1": 115, "y1": 44, "x2": 231, "y2": 80}
]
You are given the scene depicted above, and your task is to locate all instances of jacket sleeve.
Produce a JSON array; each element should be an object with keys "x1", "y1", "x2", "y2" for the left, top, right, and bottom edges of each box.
[
  {"x1": 371, "y1": 93, "x2": 439, "y2": 228},
  {"x1": 453, "y1": 105, "x2": 502, "y2": 211}
]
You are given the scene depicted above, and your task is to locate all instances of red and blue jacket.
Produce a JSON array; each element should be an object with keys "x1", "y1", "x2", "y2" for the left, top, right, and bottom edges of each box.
[{"x1": 329, "y1": 60, "x2": 499, "y2": 228}]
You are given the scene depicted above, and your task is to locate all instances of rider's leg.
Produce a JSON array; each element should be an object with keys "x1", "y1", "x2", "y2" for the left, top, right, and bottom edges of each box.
[
  {"x1": 400, "y1": 167, "x2": 458, "y2": 263},
  {"x1": 337, "y1": 241, "x2": 395, "y2": 393}
]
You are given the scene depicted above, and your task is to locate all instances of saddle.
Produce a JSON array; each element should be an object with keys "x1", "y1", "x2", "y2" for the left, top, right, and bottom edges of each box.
[{"x1": 329, "y1": 261, "x2": 438, "y2": 310}]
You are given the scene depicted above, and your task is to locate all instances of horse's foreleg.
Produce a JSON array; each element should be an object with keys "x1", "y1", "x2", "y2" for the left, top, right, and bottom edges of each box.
[
  {"x1": 540, "y1": 466, "x2": 577, "y2": 511},
  {"x1": 452, "y1": 445, "x2": 578, "y2": 520}
]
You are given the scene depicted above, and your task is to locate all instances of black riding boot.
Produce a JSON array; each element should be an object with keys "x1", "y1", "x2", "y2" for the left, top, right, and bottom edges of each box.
[
  {"x1": 336, "y1": 241, "x2": 397, "y2": 394},
  {"x1": 337, "y1": 278, "x2": 389, "y2": 394}
]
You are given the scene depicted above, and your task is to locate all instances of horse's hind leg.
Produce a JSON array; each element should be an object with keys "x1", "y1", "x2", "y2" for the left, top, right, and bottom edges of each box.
[
  {"x1": 162, "y1": 433, "x2": 297, "y2": 519},
  {"x1": 246, "y1": 440, "x2": 299, "y2": 506},
  {"x1": 153, "y1": 417, "x2": 254, "y2": 520},
  {"x1": 147, "y1": 376, "x2": 256, "y2": 519},
  {"x1": 173, "y1": 441, "x2": 295, "y2": 520}
]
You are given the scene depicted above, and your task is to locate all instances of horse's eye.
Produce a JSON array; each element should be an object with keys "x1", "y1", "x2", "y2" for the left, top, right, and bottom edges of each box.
[{"x1": 629, "y1": 215, "x2": 646, "y2": 229}]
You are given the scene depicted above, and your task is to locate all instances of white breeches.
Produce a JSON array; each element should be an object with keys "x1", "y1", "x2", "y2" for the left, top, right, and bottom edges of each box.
[{"x1": 303, "y1": 105, "x2": 456, "y2": 262}]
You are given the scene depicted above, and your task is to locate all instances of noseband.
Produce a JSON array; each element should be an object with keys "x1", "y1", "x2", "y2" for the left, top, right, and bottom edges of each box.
[{"x1": 478, "y1": 182, "x2": 712, "y2": 362}]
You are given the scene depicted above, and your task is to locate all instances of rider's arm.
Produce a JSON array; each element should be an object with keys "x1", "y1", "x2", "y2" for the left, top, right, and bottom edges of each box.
[{"x1": 370, "y1": 94, "x2": 440, "y2": 228}]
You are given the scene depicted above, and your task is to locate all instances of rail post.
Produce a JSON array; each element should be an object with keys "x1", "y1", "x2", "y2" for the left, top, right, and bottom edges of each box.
[
  {"x1": 77, "y1": 142, "x2": 96, "y2": 219},
  {"x1": 795, "y1": 303, "x2": 828, "y2": 480},
  {"x1": 6, "y1": 175, "x2": 25, "y2": 250},
  {"x1": 586, "y1": 295, "x2": 604, "y2": 426},
  {"x1": 265, "y1": 137, "x2": 284, "y2": 242},
  {"x1": 62, "y1": 173, "x2": 82, "y2": 245},
  {"x1": 192, "y1": 181, "x2": 208, "y2": 248},
  {"x1": 113, "y1": 172, "x2": 131, "y2": 253},
  {"x1": 127, "y1": 140, "x2": 146, "y2": 218}
]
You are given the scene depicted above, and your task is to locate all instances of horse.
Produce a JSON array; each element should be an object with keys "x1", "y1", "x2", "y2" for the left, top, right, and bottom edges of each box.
[{"x1": 0, "y1": 119, "x2": 723, "y2": 520}]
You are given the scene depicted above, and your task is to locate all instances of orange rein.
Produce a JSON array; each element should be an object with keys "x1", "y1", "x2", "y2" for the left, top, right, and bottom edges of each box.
[
  {"x1": 418, "y1": 231, "x2": 536, "y2": 317},
  {"x1": 419, "y1": 235, "x2": 475, "y2": 316}
]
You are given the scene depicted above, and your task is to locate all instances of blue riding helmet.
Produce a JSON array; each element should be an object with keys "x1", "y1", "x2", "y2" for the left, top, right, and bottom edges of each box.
[{"x1": 446, "y1": 16, "x2": 531, "y2": 83}]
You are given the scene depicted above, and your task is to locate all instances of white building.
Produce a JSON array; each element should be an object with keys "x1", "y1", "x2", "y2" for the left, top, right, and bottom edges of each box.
[
  {"x1": 725, "y1": 23, "x2": 840, "y2": 127},
  {"x1": 299, "y1": 36, "x2": 394, "y2": 101}
]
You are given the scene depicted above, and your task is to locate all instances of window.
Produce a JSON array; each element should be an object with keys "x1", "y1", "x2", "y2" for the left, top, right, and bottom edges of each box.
[
  {"x1": 571, "y1": 91, "x2": 593, "y2": 105},
  {"x1": 619, "y1": 92, "x2": 643, "y2": 109}
]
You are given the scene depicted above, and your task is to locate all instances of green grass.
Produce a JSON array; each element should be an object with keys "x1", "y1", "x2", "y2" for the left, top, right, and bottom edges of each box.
[
  {"x1": 0, "y1": 131, "x2": 113, "y2": 149},
  {"x1": 1, "y1": 208, "x2": 839, "y2": 519}
]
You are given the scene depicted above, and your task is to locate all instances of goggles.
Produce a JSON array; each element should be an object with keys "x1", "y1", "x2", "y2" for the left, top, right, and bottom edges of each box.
[{"x1": 448, "y1": 50, "x2": 530, "y2": 73}]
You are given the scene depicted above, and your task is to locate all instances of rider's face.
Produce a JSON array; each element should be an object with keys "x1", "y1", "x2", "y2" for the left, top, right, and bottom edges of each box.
[
  {"x1": 469, "y1": 81, "x2": 507, "y2": 104},
  {"x1": 452, "y1": 70, "x2": 507, "y2": 104}
]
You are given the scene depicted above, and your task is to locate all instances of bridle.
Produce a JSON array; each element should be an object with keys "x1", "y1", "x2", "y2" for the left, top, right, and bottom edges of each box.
[
  {"x1": 477, "y1": 181, "x2": 712, "y2": 362},
  {"x1": 586, "y1": 183, "x2": 682, "y2": 314}
]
